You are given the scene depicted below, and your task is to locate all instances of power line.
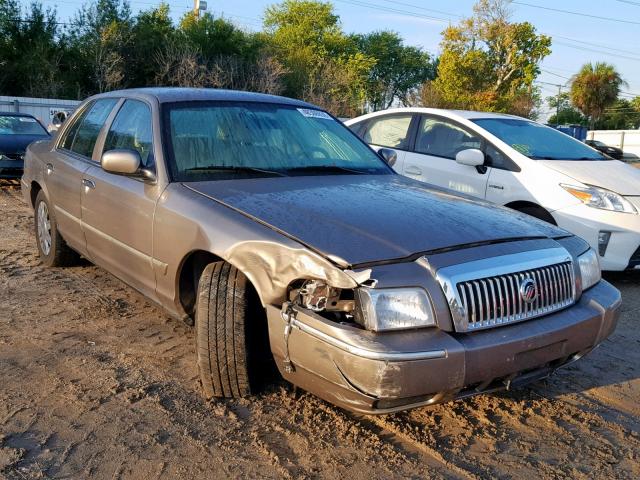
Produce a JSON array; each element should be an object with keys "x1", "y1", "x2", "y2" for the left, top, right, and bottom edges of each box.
[
  {"x1": 333, "y1": 0, "x2": 451, "y2": 23},
  {"x1": 512, "y1": 1, "x2": 640, "y2": 25},
  {"x1": 613, "y1": 0, "x2": 640, "y2": 6}
]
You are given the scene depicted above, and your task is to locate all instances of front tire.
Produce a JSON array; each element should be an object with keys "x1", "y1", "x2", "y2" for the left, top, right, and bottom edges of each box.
[
  {"x1": 196, "y1": 262, "x2": 264, "y2": 398},
  {"x1": 34, "y1": 190, "x2": 79, "y2": 267}
]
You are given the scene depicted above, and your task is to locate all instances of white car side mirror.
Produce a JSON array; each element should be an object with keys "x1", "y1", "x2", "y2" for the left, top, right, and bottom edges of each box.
[{"x1": 455, "y1": 148, "x2": 485, "y2": 167}]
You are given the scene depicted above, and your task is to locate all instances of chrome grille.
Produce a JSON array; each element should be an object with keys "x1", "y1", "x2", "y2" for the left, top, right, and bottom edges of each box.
[
  {"x1": 456, "y1": 262, "x2": 575, "y2": 330},
  {"x1": 433, "y1": 248, "x2": 577, "y2": 332}
]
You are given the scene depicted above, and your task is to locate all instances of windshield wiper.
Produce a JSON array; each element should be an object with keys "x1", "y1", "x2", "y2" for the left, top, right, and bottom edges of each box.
[
  {"x1": 284, "y1": 165, "x2": 368, "y2": 175},
  {"x1": 184, "y1": 166, "x2": 288, "y2": 177}
]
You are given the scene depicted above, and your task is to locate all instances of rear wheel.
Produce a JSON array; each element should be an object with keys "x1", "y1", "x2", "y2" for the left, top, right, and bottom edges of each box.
[
  {"x1": 195, "y1": 262, "x2": 270, "y2": 398},
  {"x1": 34, "y1": 190, "x2": 79, "y2": 267}
]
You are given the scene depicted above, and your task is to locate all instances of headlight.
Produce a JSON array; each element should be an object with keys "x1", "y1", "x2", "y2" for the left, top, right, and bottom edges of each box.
[
  {"x1": 561, "y1": 184, "x2": 637, "y2": 214},
  {"x1": 578, "y1": 248, "x2": 601, "y2": 291},
  {"x1": 355, "y1": 287, "x2": 436, "y2": 331}
]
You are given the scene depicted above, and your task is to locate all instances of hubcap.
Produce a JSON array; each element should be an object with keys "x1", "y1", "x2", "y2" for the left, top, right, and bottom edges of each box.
[{"x1": 37, "y1": 201, "x2": 52, "y2": 256}]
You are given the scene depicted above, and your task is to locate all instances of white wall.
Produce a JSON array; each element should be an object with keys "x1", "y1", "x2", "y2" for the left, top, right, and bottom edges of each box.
[
  {"x1": 0, "y1": 96, "x2": 81, "y2": 125},
  {"x1": 588, "y1": 129, "x2": 640, "y2": 160}
]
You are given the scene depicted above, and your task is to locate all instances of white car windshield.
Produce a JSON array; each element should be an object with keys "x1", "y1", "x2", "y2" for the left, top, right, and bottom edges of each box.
[
  {"x1": 474, "y1": 118, "x2": 607, "y2": 161},
  {"x1": 163, "y1": 101, "x2": 391, "y2": 181}
]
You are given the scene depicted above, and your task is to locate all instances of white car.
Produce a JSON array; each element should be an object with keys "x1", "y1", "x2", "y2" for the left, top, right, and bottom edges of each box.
[{"x1": 346, "y1": 108, "x2": 640, "y2": 271}]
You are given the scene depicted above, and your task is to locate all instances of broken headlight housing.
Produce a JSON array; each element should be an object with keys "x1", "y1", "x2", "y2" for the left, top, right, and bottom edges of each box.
[
  {"x1": 292, "y1": 280, "x2": 436, "y2": 332},
  {"x1": 355, "y1": 287, "x2": 436, "y2": 332}
]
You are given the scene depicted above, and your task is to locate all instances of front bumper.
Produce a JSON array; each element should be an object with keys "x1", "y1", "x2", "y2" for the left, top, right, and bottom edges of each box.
[
  {"x1": 552, "y1": 202, "x2": 640, "y2": 271},
  {"x1": 0, "y1": 157, "x2": 24, "y2": 179},
  {"x1": 267, "y1": 280, "x2": 620, "y2": 414}
]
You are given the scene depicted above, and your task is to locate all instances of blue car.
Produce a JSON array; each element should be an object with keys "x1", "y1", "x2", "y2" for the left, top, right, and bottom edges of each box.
[{"x1": 0, "y1": 112, "x2": 50, "y2": 179}]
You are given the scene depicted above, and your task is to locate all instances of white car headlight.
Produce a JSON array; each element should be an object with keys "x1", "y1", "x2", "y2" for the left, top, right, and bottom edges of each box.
[
  {"x1": 578, "y1": 248, "x2": 601, "y2": 291},
  {"x1": 561, "y1": 184, "x2": 637, "y2": 214},
  {"x1": 355, "y1": 287, "x2": 436, "y2": 331}
]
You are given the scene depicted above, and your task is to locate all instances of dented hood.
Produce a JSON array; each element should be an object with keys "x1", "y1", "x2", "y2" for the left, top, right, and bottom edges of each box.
[{"x1": 186, "y1": 175, "x2": 566, "y2": 265}]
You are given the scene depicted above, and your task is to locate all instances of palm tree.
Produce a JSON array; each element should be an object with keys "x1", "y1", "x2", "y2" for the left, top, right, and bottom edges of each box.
[{"x1": 570, "y1": 62, "x2": 626, "y2": 128}]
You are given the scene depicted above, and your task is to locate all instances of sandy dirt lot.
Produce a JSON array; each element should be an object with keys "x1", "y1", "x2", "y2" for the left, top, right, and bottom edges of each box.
[{"x1": 1, "y1": 181, "x2": 639, "y2": 479}]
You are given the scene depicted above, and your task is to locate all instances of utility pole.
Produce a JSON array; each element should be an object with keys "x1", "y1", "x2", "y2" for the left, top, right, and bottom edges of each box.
[
  {"x1": 556, "y1": 84, "x2": 562, "y2": 123},
  {"x1": 194, "y1": 0, "x2": 207, "y2": 17}
]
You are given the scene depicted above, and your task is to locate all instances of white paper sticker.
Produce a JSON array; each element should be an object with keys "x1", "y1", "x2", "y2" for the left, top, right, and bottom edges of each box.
[
  {"x1": 297, "y1": 108, "x2": 333, "y2": 120},
  {"x1": 18, "y1": 117, "x2": 37, "y2": 122}
]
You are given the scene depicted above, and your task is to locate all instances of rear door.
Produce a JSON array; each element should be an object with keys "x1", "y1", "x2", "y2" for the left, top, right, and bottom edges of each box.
[
  {"x1": 47, "y1": 99, "x2": 118, "y2": 254},
  {"x1": 80, "y1": 99, "x2": 161, "y2": 299},
  {"x1": 358, "y1": 113, "x2": 416, "y2": 172},
  {"x1": 403, "y1": 115, "x2": 490, "y2": 198}
]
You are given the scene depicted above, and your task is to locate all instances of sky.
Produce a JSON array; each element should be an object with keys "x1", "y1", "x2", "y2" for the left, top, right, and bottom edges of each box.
[{"x1": 31, "y1": 0, "x2": 640, "y2": 118}]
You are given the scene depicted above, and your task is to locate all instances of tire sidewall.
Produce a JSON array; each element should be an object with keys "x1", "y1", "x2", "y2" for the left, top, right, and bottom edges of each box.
[{"x1": 34, "y1": 191, "x2": 58, "y2": 266}]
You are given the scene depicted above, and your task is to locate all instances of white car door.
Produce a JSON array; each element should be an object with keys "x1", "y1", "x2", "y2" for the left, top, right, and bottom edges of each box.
[
  {"x1": 402, "y1": 115, "x2": 491, "y2": 199},
  {"x1": 359, "y1": 113, "x2": 414, "y2": 172}
]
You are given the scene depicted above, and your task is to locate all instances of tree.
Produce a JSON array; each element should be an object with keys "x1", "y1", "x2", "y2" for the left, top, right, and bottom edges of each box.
[
  {"x1": 179, "y1": 12, "x2": 261, "y2": 61},
  {"x1": 0, "y1": 1, "x2": 66, "y2": 97},
  {"x1": 570, "y1": 62, "x2": 626, "y2": 127},
  {"x1": 594, "y1": 98, "x2": 640, "y2": 130},
  {"x1": 65, "y1": 0, "x2": 132, "y2": 95},
  {"x1": 263, "y1": 0, "x2": 374, "y2": 116},
  {"x1": 429, "y1": 0, "x2": 551, "y2": 117},
  {"x1": 354, "y1": 31, "x2": 435, "y2": 110},
  {"x1": 546, "y1": 92, "x2": 586, "y2": 125},
  {"x1": 127, "y1": 3, "x2": 175, "y2": 87}
]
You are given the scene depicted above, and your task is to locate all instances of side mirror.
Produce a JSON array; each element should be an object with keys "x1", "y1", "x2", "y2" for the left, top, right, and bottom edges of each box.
[
  {"x1": 102, "y1": 149, "x2": 142, "y2": 175},
  {"x1": 455, "y1": 148, "x2": 485, "y2": 167},
  {"x1": 378, "y1": 148, "x2": 398, "y2": 167}
]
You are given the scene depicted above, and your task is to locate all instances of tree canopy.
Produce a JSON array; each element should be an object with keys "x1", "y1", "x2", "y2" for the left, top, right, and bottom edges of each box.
[
  {"x1": 424, "y1": 0, "x2": 551, "y2": 118},
  {"x1": 570, "y1": 62, "x2": 626, "y2": 127}
]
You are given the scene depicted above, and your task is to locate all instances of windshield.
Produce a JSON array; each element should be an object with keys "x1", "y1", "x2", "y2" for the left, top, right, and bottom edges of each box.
[
  {"x1": 473, "y1": 118, "x2": 606, "y2": 161},
  {"x1": 0, "y1": 115, "x2": 48, "y2": 136},
  {"x1": 589, "y1": 140, "x2": 606, "y2": 147},
  {"x1": 163, "y1": 101, "x2": 391, "y2": 181}
]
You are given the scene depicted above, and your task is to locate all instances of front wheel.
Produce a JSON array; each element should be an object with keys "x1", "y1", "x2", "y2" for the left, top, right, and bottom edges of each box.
[
  {"x1": 34, "y1": 190, "x2": 79, "y2": 267},
  {"x1": 195, "y1": 262, "x2": 269, "y2": 398}
]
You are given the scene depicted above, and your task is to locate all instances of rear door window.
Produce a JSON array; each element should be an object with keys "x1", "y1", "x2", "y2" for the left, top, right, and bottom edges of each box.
[
  {"x1": 362, "y1": 115, "x2": 413, "y2": 149},
  {"x1": 415, "y1": 117, "x2": 481, "y2": 159},
  {"x1": 63, "y1": 99, "x2": 118, "y2": 158}
]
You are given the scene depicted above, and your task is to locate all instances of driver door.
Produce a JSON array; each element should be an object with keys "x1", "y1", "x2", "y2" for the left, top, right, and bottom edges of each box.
[
  {"x1": 80, "y1": 99, "x2": 161, "y2": 299},
  {"x1": 402, "y1": 115, "x2": 491, "y2": 199}
]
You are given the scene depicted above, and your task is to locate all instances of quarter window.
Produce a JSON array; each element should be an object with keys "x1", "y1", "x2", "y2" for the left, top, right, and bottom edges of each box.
[
  {"x1": 103, "y1": 100, "x2": 154, "y2": 168},
  {"x1": 415, "y1": 117, "x2": 481, "y2": 159},
  {"x1": 363, "y1": 115, "x2": 413, "y2": 149},
  {"x1": 62, "y1": 99, "x2": 118, "y2": 158}
]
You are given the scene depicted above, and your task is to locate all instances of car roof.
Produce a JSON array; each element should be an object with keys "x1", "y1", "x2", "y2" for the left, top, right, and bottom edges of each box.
[
  {"x1": 92, "y1": 87, "x2": 317, "y2": 108},
  {"x1": 350, "y1": 107, "x2": 525, "y2": 122},
  {"x1": 0, "y1": 111, "x2": 38, "y2": 118}
]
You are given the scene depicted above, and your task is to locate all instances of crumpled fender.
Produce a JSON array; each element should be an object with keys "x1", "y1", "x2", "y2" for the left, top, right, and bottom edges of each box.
[{"x1": 225, "y1": 240, "x2": 371, "y2": 305}]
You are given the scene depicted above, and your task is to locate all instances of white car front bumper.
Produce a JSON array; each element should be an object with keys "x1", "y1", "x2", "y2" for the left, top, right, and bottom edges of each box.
[{"x1": 552, "y1": 202, "x2": 640, "y2": 271}]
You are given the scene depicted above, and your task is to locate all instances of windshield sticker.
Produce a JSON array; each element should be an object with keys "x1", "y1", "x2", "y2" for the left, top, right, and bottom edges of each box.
[
  {"x1": 511, "y1": 143, "x2": 531, "y2": 155},
  {"x1": 297, "y1": 108, "x2": 333, "y2": 120},
  {"x1": 18, "y1": 117, "x2": 37, "y2": 122}
]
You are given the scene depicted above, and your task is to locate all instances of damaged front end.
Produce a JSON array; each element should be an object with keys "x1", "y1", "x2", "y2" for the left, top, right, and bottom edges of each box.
[{"x1": 264, "y1": 241, "x2": 621, "y2": 414}]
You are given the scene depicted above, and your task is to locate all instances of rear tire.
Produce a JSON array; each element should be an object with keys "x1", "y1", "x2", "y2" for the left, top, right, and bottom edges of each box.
[
  {"x1": 34, "y1": 190, "x2": 79, "y2": 267},
  {"x1": 196, "y1": 262, "x2": 266, "y2": 398}
]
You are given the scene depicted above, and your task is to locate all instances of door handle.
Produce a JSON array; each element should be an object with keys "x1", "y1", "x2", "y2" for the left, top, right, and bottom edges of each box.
[
  {"x1": 82, "y1": 178, "x2": 96, "y2": 189},
  {"x1": 46, "y1": 163, "x2": 54, "y2": 174},
  {"x1": 405, "y1": 166, "x2": 422, "y2": 176}
]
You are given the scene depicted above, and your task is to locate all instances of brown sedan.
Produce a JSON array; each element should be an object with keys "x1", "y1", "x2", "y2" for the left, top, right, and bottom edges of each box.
[{"x1": 21, "y1": 88, "x2": 620, "y2": 413}]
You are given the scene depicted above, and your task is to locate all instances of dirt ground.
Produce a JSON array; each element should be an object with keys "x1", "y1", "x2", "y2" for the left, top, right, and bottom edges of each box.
[{"x1": 1, "y1": 180, "x2": 639, "y2": 480}]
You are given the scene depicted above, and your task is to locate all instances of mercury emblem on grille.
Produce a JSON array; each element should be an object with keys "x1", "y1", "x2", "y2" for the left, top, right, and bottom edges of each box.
[{"x1": 519, "y1": 277, "x2": 538, "y2": 303}]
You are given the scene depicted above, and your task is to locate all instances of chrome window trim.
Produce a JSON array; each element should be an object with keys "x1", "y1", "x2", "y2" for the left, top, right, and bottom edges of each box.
[{"x1": 434, "y1": 247, "x2": 576, "y2": 332}]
